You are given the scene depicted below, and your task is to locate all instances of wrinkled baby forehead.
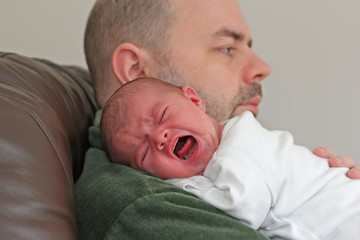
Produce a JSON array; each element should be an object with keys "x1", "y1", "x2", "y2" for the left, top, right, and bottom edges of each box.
[{"x1": 105, "y1": 79, "x2": 168, "y2": 123}]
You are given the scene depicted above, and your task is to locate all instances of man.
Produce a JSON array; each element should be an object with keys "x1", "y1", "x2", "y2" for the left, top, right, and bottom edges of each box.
[{"x1": 76, "y1": 0, "x2": 359, "y2": 239}]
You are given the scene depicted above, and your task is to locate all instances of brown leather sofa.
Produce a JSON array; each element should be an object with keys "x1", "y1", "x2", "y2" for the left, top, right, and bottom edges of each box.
[{"x1": 0, "y1": 52, "x2": 97, "y2": 240}]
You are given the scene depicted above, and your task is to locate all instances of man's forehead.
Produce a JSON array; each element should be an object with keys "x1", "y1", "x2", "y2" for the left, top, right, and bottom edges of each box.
[
  {"x1": 170, "y1": 0, "x2": 250, "y2": 42},
  {"x1": 212, "y1": 27, "x2": 252, "y2": 47}
]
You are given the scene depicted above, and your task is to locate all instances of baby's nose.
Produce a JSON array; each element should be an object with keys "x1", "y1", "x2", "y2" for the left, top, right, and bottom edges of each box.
[{"x1": 154, "y1": 129, "x2": 168, "y2": 151}]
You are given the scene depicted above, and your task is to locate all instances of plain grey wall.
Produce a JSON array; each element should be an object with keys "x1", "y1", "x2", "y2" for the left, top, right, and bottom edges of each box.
[
  {"x1": 0, "y1": 0, "x2": 95, "y2": 67},
  {"x1": 239, "y1": 1, "x2": 360, "y2": 163},
  {"x1": 1, "y1": 1, "x2": 359, "y2": 162}
]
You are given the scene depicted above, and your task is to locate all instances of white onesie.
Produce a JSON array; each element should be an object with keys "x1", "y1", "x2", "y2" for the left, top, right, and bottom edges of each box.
[{"x1": 168, "y1": 111, "x2": 360, "y2": 240}]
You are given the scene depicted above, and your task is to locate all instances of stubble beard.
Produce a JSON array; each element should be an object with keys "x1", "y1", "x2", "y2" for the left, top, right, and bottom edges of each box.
[
  {"x1": 230, "y1": 82, "x2": 262, "y2": 117},
  {"x1": 157, "y1": 64, "x2": 262, "y2": 122},
  {"x1": 195, "y1": 82, "x2": 262, "y2": 122}
]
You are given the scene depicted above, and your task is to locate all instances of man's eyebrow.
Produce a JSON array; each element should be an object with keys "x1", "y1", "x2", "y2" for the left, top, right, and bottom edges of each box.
[{"x1": 213, "y1": 28, "x2": 253, "y2": 48}]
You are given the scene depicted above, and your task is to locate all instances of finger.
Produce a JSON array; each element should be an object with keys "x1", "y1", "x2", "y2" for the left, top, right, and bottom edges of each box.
[
  {"x1": 328, "y1": 156, "x2": 356, "y2": 168},
  {"x1": 313, "y1": 147, "x2": 335, "y2": 159},
  {"x1": 346, "y1": 166, "x2": 360, "y2": 179}
]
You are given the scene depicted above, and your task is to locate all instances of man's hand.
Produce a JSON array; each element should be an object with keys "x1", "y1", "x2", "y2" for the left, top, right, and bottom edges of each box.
[{"x1": 313, "y1": 147, "x2": 360, "y2": 179}]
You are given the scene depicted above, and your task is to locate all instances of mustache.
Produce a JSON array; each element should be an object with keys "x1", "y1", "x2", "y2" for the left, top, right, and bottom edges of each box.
[{"x1": 236, "y1": 82, "x2": 262, "y2": 104}]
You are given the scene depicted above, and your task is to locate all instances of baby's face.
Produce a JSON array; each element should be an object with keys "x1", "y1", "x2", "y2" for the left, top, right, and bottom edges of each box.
[{"x1": 111, "y1": 86, "x2": 222, "y2": 179}]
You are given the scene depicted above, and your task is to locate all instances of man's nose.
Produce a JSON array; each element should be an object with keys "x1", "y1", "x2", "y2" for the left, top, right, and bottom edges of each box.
[
  {"x1": 153, "y1": 128, "x2": 169, "y2": 151},
  {"x1": 243, "y1": 50, "x2": 271, "y2": 84}
]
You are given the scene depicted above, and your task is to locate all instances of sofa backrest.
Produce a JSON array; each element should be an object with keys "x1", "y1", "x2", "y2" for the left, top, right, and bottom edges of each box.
[{"x1": 0, "y1": 52, "x2": 97, "y2": 240}]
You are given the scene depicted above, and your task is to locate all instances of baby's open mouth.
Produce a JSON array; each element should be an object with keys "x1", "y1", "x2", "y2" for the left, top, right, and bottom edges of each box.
[{"x1": 173, "y1": 136, "x2": 197, "y2": 160}]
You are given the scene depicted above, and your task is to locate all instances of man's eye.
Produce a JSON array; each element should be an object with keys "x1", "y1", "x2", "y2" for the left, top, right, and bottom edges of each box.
[{"x1": 221, "y1": 47, "x2": 236, "y2": 55}]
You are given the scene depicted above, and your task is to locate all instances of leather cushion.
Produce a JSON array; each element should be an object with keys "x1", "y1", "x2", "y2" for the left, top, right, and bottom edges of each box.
[{"x1": 0, "y1": 52, "x2": 97, "y2": 240}]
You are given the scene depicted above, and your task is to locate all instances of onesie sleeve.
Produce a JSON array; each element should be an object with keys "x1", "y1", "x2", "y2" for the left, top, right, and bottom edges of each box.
[{"x1": 169, "y1": 165, "x2": 272, "y2": 230}]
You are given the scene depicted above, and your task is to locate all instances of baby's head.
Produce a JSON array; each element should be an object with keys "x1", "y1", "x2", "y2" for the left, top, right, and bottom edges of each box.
[{"x1": 101, "y1": 78, "x2": 222, "y2": 179}]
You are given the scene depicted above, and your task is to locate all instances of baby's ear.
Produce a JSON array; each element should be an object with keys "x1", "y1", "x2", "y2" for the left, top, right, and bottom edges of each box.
[{"x1": 181, "y1": 85, "x2": 206, "y2": 112}]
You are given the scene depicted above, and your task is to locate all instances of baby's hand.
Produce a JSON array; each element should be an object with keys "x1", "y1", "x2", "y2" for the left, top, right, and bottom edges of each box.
[{"x1": 313, "y1": 147, "x2": 360, "y2": 179}]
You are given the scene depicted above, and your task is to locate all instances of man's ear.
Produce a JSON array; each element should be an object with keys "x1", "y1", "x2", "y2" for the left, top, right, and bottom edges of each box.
[
  {"x1": 181, "y1": 85, "x2": 206, "y2": 112},
  {"x1": 112, "y1": 43, "x2": 149, "y2": 85}
]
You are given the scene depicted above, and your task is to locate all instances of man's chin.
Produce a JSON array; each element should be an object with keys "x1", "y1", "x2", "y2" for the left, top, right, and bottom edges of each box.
[{"x1": 231, "y1": 106, "x2": 258, "y2": 118}]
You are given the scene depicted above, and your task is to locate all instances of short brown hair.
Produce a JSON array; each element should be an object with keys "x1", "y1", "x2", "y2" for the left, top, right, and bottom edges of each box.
[{"x1": 85, "y1": 0, "x2": 174, "y2": 106}]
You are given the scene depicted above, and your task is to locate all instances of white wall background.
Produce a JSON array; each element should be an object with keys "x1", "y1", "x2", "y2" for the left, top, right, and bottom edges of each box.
[
  {"x1": 239, "y1": 1, "x2": 360, "y2": 163},
  {"x1": 0, "y1": 1, "x2": 95, "y2": 67},
  {"x1": 1, "y1": 1, "x2": 359, "y2": 162}
]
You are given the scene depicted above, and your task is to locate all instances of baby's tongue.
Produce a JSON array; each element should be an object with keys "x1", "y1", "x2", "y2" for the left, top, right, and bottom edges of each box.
[{"x1": 177, "y1": 137, "x2": 196, "y2": 160}]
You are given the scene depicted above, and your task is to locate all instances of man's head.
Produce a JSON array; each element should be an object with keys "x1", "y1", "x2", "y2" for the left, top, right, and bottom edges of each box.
[
  {"x1": 86, "y1": 0, "x2": 271, "y2": 122},
  {"x1": 101, "y1": 78, "x2": 222, "y2": 179},
  {"x1": 85, "y1": 0, "x2": 174, "y2": 106}
]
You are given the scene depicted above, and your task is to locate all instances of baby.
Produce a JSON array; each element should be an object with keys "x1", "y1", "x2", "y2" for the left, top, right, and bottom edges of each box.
[{"x1": 101, "y1": 77, "x2": 360, "y2": 240}]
